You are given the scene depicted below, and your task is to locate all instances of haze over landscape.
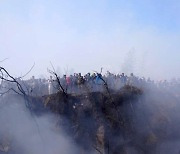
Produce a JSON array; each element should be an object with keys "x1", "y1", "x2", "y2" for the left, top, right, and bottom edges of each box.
[
  {"x1": 1, "y1": 1, "x2": 180, "y2": 154},
  {"x1": 0, "y1": 0, "x2": 180, "y2": 80}
]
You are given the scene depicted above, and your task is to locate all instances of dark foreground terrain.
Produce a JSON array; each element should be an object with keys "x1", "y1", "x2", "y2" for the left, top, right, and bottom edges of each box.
[{"x1": 1, "y1": 85, "x2": 180, "y2": 154}]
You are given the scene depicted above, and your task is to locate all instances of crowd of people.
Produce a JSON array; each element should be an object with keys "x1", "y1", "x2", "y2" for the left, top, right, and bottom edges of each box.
[{"x1": 1, "y1": 71, "x2": 180, "y2": 96}]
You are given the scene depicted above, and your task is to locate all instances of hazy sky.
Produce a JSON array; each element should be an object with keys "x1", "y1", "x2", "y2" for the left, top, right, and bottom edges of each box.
[{"x1": 0, "y1": 0, "x2": 180, "y2": 80}]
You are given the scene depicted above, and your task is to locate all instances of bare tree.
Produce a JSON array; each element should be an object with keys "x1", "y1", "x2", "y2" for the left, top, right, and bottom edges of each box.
[{"x1": 47, "y1": 62, "x2": 67, "y2": 97}]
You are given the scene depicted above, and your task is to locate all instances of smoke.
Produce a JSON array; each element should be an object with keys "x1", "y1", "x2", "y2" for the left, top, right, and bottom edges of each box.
[
  {"x1": 1, "y1": 0, "x2": 180, "y2": 80},
  {"x1": 0, "y1": 95, "x2": 81, "y2": 154},
  {"x1": 1, "y1": 70, "x2": 180, "y2": 153},
  {"x1": 121, "y1": 48, "x2": 137, "y2": 75},
  {"x1": 129, "y1": 83, "x2": 180, "y2": 154}
]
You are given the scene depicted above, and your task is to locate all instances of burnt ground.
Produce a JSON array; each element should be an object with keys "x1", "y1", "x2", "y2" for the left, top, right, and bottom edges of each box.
[{"x1": 1, "y1": 85, "x2": 180, "y2": 154}]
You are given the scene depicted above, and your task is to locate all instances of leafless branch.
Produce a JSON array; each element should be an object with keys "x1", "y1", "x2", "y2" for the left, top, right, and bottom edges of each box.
[
  {"x1": 20, "y1": 62, "x2": 35, "y2": 78},
  {"x1": 0, "y1": 67, "x2": 26, "y2": 96},
  {"x1": 48, "y1": 62, "x2": 67, "y2": 96},
  {"x1": 92, "y1": 145, "x2": 103, "y2": 154},
  {"x1": 0, "y1": 58, "x2": 9, "y2": 63},
  {"x1": 0, "y1": 88, "x2": 22, "y2": 96}
]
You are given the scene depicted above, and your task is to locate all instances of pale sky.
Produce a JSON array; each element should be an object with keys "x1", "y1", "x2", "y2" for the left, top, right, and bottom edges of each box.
[{"x1": 0, "y1": 0, "x2": 180, "y2": 80}]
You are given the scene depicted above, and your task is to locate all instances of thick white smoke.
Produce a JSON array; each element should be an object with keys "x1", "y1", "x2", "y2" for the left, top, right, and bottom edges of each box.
[{"x1": 0, "y1": 95, "x2": 80, "y2": 154}]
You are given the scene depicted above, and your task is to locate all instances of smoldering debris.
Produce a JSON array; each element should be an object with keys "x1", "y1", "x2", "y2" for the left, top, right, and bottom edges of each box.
[
  {"x1": 1, "y1": 71, "x2": 180, "y2": 154},
  {"x1": 39, "y1": 84, "x2": 180, "y2": 154}
]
